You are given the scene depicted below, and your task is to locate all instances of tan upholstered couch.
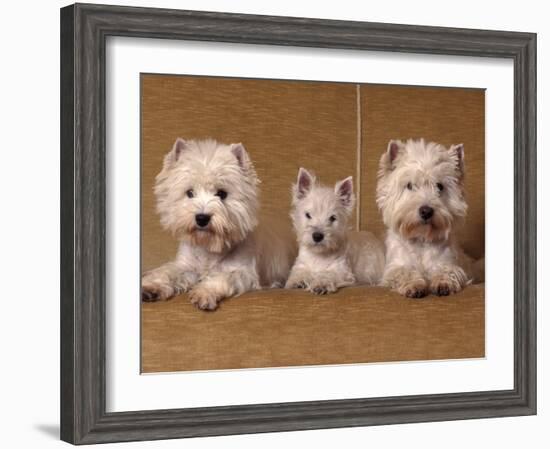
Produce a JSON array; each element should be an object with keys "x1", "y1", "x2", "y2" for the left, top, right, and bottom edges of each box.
[{"x1": 141, "y1": 75, "x2": 485, "y2": 373}]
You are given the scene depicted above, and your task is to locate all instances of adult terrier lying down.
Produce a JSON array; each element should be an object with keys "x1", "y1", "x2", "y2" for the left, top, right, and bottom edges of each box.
[
  {"x1": 141, "y1": 138, "x2": 294, "y2": 310},
  {"x1": 376, "y1": 138, "x2": 484, "y2": 298}
]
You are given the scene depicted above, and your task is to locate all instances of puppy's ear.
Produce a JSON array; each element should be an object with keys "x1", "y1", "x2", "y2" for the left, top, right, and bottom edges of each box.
[
  {"x1": 335, "y1": 176, "x2": 355, "y2": 211},
  {"x1": 449, "y1": 143, "x2": 465, "y2": 178},
  {"x1": 230, "y1": 143, "x2": 251, "y2": 169},
  {"x1": 295, "y1": 168, "x2": 314, "y2": 200},
  {"x1": 379, "y1": 140, "x2": 405, "y2": 175}
]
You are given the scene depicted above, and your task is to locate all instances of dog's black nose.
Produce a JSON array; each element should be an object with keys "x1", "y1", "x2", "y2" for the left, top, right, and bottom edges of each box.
[
  {"x1": 195, "y1": 213, "x2": 211, "y2": 227},
  {"x1": 312, "y1": 232, "x2": 324, "y2": 243},
  {"x1": 419, "y1": 205, "x2": 434, "y2": 220}
]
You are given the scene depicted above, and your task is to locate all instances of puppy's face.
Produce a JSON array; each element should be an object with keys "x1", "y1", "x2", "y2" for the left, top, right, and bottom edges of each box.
[
  {"x1": 155, "y1": 138, "x2": 259, "y2": 253},
  {"x1": 376, "y1": 139, "x2": 467, "y2": 243},
  {"x1": 291, "y1": 168, "x2": 354, "y2": 254}
]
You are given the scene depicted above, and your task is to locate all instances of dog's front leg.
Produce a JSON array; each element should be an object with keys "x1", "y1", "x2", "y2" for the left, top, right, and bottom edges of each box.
[
  {"x1": 189, "y1": 269, "x2": 260, "y2": 311},
  {"x1": 428, "y1": 264, "x2": 469, "y2": 296},
  {"x1": 141, "y1": 262, "x2": 198, "y2": 302},
  {"x1": 383, "y1": 265, "x2": 428, "y2": 298}
]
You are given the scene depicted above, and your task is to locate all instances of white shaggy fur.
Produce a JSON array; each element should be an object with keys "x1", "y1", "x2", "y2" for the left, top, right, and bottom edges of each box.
[
  {"x1": 285, "y1": 168, "x2": 385, "y2": 295},
  {"x1": 141, "y1": 138, "x2": 294, "y2": 310},
  {"x1": 376, "y1": 138, "x2": 484, "y2": 298}
]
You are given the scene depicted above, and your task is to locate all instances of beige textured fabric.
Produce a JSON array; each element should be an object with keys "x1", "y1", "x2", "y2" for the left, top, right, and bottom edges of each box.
[
  {"x1": 142, "y1": 285, "x2": 485, "y2": 373},
  {"x1": 140, "y1": 75, "x2": 485, "y2": 373}
]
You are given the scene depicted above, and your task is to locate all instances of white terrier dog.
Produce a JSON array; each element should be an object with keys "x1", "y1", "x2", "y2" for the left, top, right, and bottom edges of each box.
[
  {"x1": 376, "y1": 138, "x2": 484, "y2": 298},
  {"x1": 141, "y1": 138, "x2": 294, "y2": 310},
  {"x1": 285, "y1": 168, "x2": 385, "y2": 295}
]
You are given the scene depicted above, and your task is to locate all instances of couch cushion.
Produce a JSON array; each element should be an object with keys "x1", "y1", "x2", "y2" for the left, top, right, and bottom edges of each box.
[{"x1": 141, "y1": 284, "x2": 485, "y2": 373}]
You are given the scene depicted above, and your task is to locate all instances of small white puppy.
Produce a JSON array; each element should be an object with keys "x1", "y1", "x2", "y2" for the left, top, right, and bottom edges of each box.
[
  {"x1": 376, "y1": 138, "x2": 484, "y2": 298},
  {"x1": 285, "y1": 168, "x2": 385, "y2": 295}
]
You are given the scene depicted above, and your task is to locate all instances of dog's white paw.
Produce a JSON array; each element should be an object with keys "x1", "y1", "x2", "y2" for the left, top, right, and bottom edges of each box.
[
  {"x1": 396, "y1": 279, "x2": 428, "y2": 298},
  {"x1": 189, "y1": 287, "x2": 220, "y2": 311},
  {"x1": 309, "y1": 280, "x2": 337, "y2": 295},
  {"x1": 430, "y1": 275, "x2": 462, "y2": 296},
  {"x1": 287, "y1": 279, "x2": 308, "y2": 289},
  {"x1": 141, "y1": 280, "x2": 174, "y2": 302}
]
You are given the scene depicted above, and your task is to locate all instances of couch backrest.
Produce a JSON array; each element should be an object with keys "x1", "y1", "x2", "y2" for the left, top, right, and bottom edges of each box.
[{"x1": 141, "y1": 75, "x2": 485, "y2": 271}]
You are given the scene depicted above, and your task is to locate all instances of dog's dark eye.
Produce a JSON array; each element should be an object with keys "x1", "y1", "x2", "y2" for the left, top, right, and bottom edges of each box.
[
  {"x1": 406, "y1": 182, "x2": 413, "y2": 190},
  {"x1": 305, "y1": 212, "x2": 311, "y2": 219},
  {"x1": 186, "y1": 189, "x2": 194, "y2": 198},
  {"x1": 215, "y1": 189, "x2": 228, "y2": 200},
  {"x1": 329, "y1": 215, "x2": 337, "y2": 223},
  {"x1": 436, "y1": 183, "x2": 444, "y2": 192}
]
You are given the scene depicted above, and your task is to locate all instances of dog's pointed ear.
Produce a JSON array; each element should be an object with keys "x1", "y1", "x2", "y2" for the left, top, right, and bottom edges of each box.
[
  {"x1": 335, "y1": 176, "x2": 355, "y2": 210},
  {"x1": 173, "y1": 137, "x2": 188, "y2": 158},
  {"x1": 230, "y1": 143, "x2": 251, "y2": 169},
  {"x1": 165, "y1": 138, "x2": 189, "y2": 167},
  {"x1": 379, "y1": 140, "x2": 405, "y2": 174},
  {"x1": 230, "y1": 143, "x2": 260, "y2": 185},
  {"x1": 295, "y1": 168, "x2": 314, "y2": 200},
  {"x1": 449, "y1": 143, "x2": 465, "y2": 177},
  {"x1": 387, "y1": 140, "x2": 404, "y2": 163}
]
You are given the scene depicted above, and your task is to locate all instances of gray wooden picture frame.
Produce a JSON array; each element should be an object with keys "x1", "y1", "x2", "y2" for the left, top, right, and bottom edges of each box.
[{"x1": 60, "y1": 3, "x2": 537, "y2": 445}]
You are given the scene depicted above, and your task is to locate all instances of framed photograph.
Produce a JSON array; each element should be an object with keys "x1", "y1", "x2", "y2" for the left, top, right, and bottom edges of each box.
[{"x1": 60, "y1": 3, "x2": 536, "y2": 445}]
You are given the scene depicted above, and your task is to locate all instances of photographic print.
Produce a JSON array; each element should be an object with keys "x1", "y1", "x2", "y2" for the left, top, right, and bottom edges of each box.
[
  {"x1": 61, "y1": 4, "x2": 536, "y2": 444},
  {"x1": 140, "y1": 74, "x2": 485, "y2": 373}
]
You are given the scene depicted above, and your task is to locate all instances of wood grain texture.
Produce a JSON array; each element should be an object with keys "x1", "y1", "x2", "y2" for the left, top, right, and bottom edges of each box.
[
  {"x1": 60, "y1": 3, "x2": 536, "y2": 444},
  {"x1": 60, "y1": 5, "x2": 75, "y2": 443}
]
